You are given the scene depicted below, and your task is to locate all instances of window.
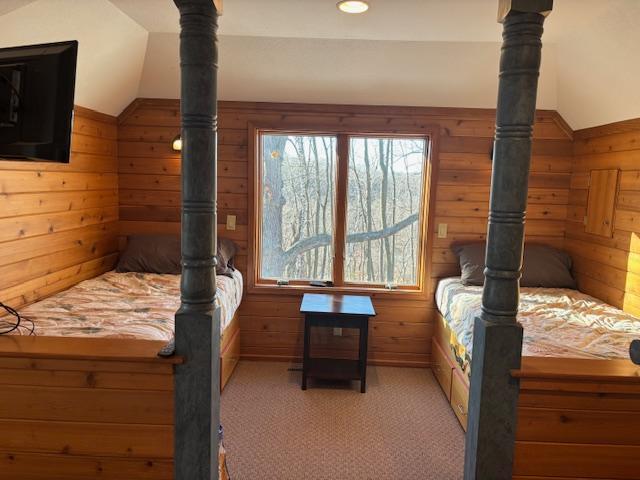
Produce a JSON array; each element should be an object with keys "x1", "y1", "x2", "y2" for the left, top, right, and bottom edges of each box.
[
  {"x1": 345, "y1": 137, "x2": 427, "y2": 285},
  {"x1": 260, "y1": 133, "x2": 337, "y2": 281},
  {"x1": 255, "y1": 128, "x2": 431, "y2": 290}
]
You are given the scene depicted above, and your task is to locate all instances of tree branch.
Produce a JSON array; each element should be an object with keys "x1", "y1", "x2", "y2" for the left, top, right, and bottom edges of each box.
[{"x1": 283, "y1": 213, "x2": 419, "y2": 263}]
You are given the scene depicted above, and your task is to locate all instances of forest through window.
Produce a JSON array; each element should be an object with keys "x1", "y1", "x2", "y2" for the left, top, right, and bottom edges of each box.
[{"x1": 258, "y1": 131, "x2": 429, "y2": 288}]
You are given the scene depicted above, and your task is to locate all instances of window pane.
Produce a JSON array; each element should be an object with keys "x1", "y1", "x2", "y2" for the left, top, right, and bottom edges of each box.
[
  {"x1": 345, "y1": 137, "x2": 427, "y2": 285},
  {"x1": 260, "y1": 133, "x2": 336, "y2": 281}
]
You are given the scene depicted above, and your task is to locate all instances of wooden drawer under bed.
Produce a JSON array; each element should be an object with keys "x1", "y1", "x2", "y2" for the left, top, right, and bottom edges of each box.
[
  {"x1": 431, "y1": 336, "x2": 455, "y2": 401},
  {"x1": 433, "y1": 311, "x2": 640, "y2": 478},
  {"x1": 450, "y1": 369, "x2": 469, "y2": 430}
]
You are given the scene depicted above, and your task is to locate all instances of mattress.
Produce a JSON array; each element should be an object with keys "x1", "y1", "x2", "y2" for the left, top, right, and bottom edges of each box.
[
  {"x1": 13, "y1": 270, "x2": 243, "y2": 340},
  {"x1": 436, "y1": 277, "x2": 640, "y2": 379}
]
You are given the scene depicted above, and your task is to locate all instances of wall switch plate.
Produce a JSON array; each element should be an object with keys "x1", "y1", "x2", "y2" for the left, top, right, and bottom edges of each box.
[
  {"x1": 333, "y1": 327, "x2": 342, "y2": 336},
  {"x1": 437, "y1": 223, "x2": 448, "y2": 239},
  {"x1": 226, "y1": 214, "x2": 236, "y2": 231}
]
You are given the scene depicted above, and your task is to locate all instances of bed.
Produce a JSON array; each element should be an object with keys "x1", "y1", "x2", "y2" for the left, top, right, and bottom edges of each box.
[
  {"x1": 432, "y1": 276, "x2": 640, "y2": 479},
  {"x1": 10, "y1": 269, "x2": 243, "y2": 391},
  {"x1": 436, "y1": 277, "x2": 640, "y2": 381},
  {"x1": 0, "y1": 266, "x2": 241, "y2": 479}
]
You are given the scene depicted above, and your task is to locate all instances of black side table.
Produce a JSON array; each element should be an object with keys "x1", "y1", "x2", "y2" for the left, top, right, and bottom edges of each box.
[{"x1": 300, "y1": 293, "x2": 376, "y2": 393}]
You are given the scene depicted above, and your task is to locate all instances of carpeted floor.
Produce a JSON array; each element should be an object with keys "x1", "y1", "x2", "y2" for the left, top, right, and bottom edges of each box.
[{"x1": 221, "y1": 361, "x2": 464, "y2": 480}]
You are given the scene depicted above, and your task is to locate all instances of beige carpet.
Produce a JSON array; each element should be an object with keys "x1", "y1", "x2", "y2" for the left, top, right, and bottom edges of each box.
[{"x1": 221, "y1": 362, "x2": 464, "y2": 480}]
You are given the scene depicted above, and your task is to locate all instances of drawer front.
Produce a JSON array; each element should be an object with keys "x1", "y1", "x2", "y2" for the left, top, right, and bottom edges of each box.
[
  {"x1": 451, "y1": 369, "x2": 470, "y2": 430},
  {"x1": 431, "y1": 338, "x2": 454, "y2": 401}
]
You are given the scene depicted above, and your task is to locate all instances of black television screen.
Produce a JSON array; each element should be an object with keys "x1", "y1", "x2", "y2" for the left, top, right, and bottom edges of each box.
[{"x1": 0, "y1": 40, "x2": 78, "y2": 163}]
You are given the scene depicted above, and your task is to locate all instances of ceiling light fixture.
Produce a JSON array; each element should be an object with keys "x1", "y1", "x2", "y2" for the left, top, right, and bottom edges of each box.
[{"x1": 337, "y1": 1, "x2": 369, "y2": 14}]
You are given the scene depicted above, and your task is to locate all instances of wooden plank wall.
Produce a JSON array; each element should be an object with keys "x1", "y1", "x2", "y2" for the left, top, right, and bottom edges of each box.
[
  {"x1": 117, "y1": 99, "x2": 572, "y2": 367},
  {"x1": 514, "y1": 367, "x2": 640, "y2": 480},
  {"x1": 566, "y1": 120, "x2": 640, "y2": 317},
  {"x1": 0, "y1": 338, "x2": 176, "y2": 480},
  {"x1": 0, "y1": 106, "x2": 119, "y2": 310}
]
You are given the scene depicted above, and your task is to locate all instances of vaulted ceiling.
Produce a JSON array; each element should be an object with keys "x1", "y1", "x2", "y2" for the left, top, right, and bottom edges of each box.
[{"x1": 1, "y1": 0, "x2": 638, "y2": 130}]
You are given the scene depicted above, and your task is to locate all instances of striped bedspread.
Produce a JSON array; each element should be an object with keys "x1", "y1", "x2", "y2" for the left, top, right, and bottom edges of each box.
[{"x1": 13, "y1": 270, "x2": 243, "y2": 340}]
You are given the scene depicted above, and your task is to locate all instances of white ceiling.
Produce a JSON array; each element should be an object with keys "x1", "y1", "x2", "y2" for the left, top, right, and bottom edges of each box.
[
  {"x1": 0, "y1": 0, "x2": 36, "y2": 16},
  {"x1": 139, "y1": 33, "x2": 558, "y2": 112},
  {"x1": 1, "y1": 0, "x2": 639, "y2": 129},
  {"x1": 105, "y1": 0, "x2": 622, "y2": 43}
]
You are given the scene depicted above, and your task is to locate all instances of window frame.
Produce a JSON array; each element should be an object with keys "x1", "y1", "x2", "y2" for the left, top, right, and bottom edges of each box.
[{"x1": 247, "y1": 120, "x2": 440, "y2": 298}]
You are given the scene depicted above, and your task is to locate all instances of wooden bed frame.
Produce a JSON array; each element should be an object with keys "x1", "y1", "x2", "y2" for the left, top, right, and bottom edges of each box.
[
  {"x1": 0, "y1": 311, "x2": 240, "y2": 480},
  {"x1": 432, "y1": 312, "x2": 640, "y2": 480}
]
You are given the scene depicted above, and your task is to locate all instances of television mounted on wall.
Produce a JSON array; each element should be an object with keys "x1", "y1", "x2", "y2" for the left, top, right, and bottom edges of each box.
[{"x1": 0, "y1": 40, "x2": 78, "y2": 163}]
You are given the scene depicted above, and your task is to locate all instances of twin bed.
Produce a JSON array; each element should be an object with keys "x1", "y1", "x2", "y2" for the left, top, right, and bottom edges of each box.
[
  {"x1": 436, "y1": 277, "x2": 640, "y2": 381},
  {"x1": 0, "y1": 239, "x2": 242, "y2": 480},
  {"x1": 432, "y1": 245, "x2": 640, "y2": 479},
  {"x1": 10, "y1": 257, "x2": 243, "y2": 391}
]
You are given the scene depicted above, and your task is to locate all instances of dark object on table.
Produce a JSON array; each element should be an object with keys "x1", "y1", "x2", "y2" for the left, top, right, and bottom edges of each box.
[
  {"x1": 309, "y1": 280, "x2": 334, "y2": 287},
  {"x1": 300, "y1": 293, "x2": 376, "y2": 393}
]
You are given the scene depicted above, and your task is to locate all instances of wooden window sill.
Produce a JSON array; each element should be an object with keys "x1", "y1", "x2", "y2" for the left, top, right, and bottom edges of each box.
[{"x1": 247, "y1": 283, "x2": 429, "y2": 300}]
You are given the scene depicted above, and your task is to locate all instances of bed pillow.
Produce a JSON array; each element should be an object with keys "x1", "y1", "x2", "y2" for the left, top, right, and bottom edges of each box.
[
  {"x1": 217, "y1": 237, "x2": 237, "y2": 278},
  {"x1": 522, "y1": 244, "x2": 576, "y2": 288},
  {"x1": 451, "y1": 242, "x2": 576, "y2": 289},
  {"x1": 117, "y1": 234, "x2": 181, "y2": 274},
  {"x1": 451, "y1": 242, "x2": 486, "y2": 286}
]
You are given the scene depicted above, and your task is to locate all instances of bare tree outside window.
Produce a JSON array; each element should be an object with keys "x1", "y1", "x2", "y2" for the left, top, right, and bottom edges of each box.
[
  {"x1": 260, "y1": 134, "x2": 336, "y2": 281},
  {"x1": 258, "y1": 131, "x2": 428, "y2": 287},
  {"x1": 345, "y1": 137, "x2": 427, "y2": 285}
]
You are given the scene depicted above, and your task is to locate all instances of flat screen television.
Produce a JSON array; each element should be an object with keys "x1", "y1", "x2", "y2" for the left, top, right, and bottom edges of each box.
[{"x1": 0, "y1": 40, "x2": 78, "y2": 163}]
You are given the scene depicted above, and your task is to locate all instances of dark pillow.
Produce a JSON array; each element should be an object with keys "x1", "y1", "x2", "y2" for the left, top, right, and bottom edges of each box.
[
  {"x1": 451, "y1": 242, "x2": 576, "y2": 289},
  {"x1": 522, "y1": 244, "x2": 576, "y2": 288},
  {"x1": 451, "y1": 242, "x2": 485, "y2": 286},
  {"x1": 216, "y1": 237, "x2": 237, "y2": 277},
  {"x1": 117, "y1": 234, "x2": 238, "y2": 277},
  {"x1": 117, "y1": 234, "x2": 181, "y2": 274}
]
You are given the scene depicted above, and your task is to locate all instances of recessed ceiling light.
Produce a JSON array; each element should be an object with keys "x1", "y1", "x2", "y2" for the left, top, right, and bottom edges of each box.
[{"x1": 337, "y1": 1, "x2": 369, "y2": 14}]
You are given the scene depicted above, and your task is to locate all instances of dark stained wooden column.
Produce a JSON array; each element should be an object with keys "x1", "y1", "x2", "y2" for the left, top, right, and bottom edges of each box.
[
  {"x1": 173, "y1": 1, "x2": 222, "y2": 479},
  {"x1": 463, "y1": 1, "x2": 552, "y2": 479}
]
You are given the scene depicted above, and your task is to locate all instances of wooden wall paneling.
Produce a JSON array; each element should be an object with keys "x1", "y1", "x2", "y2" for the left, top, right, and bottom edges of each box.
[
  {"x1": 566, "y1": 118, "x2": 640, "y2": 317},
  {"x1": 0, "y1": 107, "x2": 119, "y2": 311},
  {"x1": 0, "y1": 453, "x2": 173, "y2": 480},
  {"x1": 0, "y1": 340, "x2": 176, "y2": 480},
  {"x1": 117, "y1": 99, "x2": 572, "y2": 367},
  {"x1": 514, "y1": 442, "x2": 640, "y2": 479},
  {"x1": 514, "y1": 368, "x2": 640, "y2": 480},
  {"x1": 585, "y1": 169, "x2": 619, "y2": 237}
]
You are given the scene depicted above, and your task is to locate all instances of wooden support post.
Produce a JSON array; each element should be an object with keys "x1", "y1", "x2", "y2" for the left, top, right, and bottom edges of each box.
[
  {"x1": 173, "y1": 1, "x2": 221, "y2": 479},
  {"x1": 463, "y1": 1, "x2": 552, "y2": 479}
]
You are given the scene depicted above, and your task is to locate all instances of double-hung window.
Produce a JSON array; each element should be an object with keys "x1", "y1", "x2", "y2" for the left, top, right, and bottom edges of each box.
[{"x1": 253, "y1": 127, "x2": 431, "y2": 291}]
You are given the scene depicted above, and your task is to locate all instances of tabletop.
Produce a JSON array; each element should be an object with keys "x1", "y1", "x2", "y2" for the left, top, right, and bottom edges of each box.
[{"x1": 300, "y1": 293, "x2": 376, "y2": 317}]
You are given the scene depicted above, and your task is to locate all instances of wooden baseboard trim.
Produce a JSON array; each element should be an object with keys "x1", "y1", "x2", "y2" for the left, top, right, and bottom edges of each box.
[{"x1": 240, "y1": 354, "x2": 429, "y2": 369}]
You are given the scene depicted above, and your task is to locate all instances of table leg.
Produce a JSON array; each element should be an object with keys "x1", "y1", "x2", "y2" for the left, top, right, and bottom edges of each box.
[
  {"x1": 359, "y1": 317, "x2": 368, "y2": 393},
  {"x1": 302, "y1": 315, "x2": 310, "y2": 390}
]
